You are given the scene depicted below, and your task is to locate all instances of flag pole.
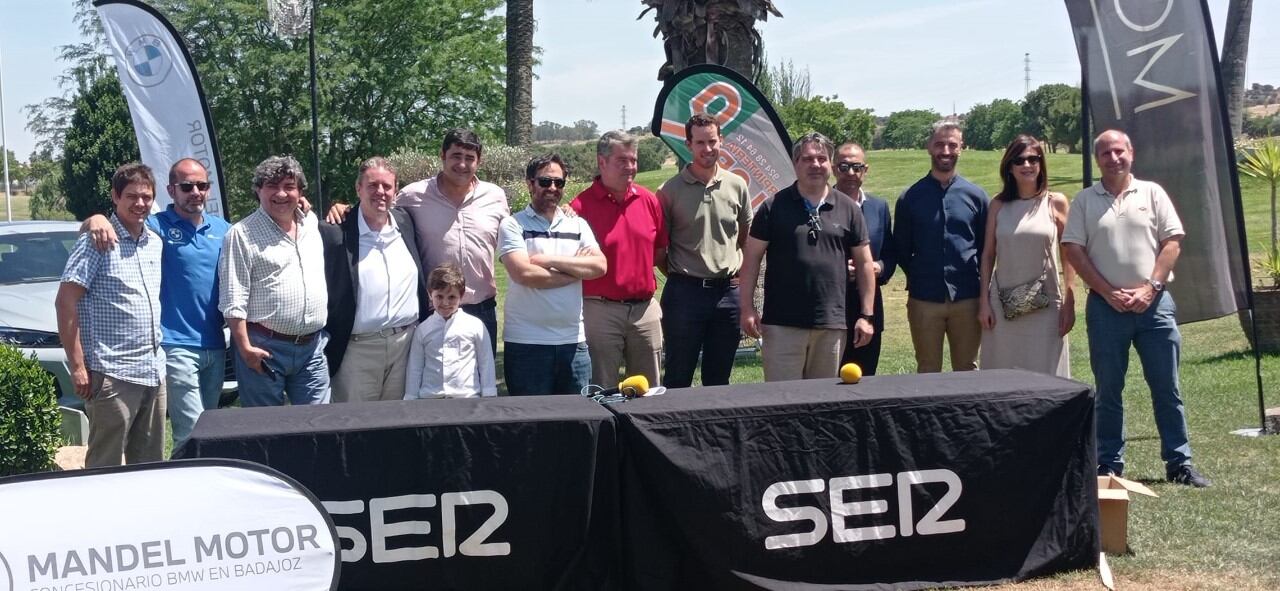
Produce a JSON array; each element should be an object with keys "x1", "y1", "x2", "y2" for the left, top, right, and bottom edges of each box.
[{"x1": 1, "y1": 44, "x2": 13, "y2": 222}]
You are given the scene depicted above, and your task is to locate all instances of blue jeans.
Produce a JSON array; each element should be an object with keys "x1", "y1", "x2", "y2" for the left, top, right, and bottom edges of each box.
[
  {"x1": 504, "y1": 341, "x2": 591, "y2": 395},
  {"x1": 1086, "y1": 290, "x2": 1191, "y2": 473},
  {"x1": 659, "y1": 276, "x2": 741, "y2": 388},
  {"x1": 234, "y1": 330, "x2": 331, "y2": 407},
  {"x1": 164, "y1": 345, "x2": 225, "y2": 447}
]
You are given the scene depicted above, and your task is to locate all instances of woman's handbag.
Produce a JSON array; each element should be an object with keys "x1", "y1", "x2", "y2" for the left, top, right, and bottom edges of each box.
[{"x1": 996, "y1": 261, "x2": 1052, "y2": 320}]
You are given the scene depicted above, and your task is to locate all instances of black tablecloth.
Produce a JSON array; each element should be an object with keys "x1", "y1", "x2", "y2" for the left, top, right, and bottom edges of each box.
[
  {"x1": 176, "y1": 395, "x2": 619, "y2": 591},
  {"x1": 611, "y1": 369, "x2": 1098, "y2": 590}
]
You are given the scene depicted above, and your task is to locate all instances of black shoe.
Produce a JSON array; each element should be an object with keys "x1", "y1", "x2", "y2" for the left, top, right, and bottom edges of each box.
[
  {"x1": 1166, "y1": 464, "x2": 1212, "y2": 488},
  {"x1": 1098, "y1": 464, "x2": 1122, "y2": 477}
]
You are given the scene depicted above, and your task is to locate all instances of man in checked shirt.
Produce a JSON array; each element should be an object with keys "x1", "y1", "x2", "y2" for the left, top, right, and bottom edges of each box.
[
  {"x1": 219, "y1": 155, "x2": 331, "y2": 406},
  {"x1": 56, "y1": 163, "x2": 166, "y2": 466}
]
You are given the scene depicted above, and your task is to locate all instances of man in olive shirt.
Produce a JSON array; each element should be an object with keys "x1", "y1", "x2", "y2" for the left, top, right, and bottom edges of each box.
[{"x1": 657, "y1": 113, "x2": 752, "y2": 388}]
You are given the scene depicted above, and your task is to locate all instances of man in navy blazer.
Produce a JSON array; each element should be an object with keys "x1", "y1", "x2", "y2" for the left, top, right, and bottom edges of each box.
[
  {"x1": 321, "y1": 157, "x2": 430, "y2": 402},
  {"x1": 835, "y1": 143, "x2": 895, "y2": 375}
]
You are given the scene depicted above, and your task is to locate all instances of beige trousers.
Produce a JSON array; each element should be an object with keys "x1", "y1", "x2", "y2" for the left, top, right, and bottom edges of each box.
[
  {"x1": 331, "y1": 325, "x2": 415, "y2": 402},
  {"x1": 84, "y1": 371, "x2": 167, "y2": 467},
  {"x1": 760, "y1": 324, "x2": 845, "y2": 382},
  {"x1": 582, "y1": 297, "x2": 663, "y2": 387},
  {"x1": 906, "y1": 297, "x2": 982, "y2": 373}
]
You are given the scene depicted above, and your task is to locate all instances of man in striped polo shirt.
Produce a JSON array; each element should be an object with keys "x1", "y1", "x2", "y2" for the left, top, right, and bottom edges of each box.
[{"x1": 498, "y1": 154, "x2": 607, "y2": 395}]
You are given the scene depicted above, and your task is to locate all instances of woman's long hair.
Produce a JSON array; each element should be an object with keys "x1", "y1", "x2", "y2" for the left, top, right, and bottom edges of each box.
[{"x1": 996, "y1": 134, "x2": 1048, "y2": 202}]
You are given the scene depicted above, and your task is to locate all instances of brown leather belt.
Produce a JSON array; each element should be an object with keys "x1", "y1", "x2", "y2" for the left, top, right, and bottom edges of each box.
[{"x1": 248, "y1": 322, "x2": 318, "y2": 344}]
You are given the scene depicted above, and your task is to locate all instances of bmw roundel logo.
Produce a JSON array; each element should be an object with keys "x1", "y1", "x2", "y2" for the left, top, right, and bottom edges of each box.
[
  {"x1": 167, "y1": 227, "x2": 185, "y2": 241},
  {"x1": 124, "y1": 35, "x2": 173, "y2": 87}
]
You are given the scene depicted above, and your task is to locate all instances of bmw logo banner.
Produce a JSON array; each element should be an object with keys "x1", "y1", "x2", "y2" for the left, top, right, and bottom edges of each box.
[
  {"x1": 94, "y1": 0, "x2": 230, "y2": 220},
  {"x1": 0, "y1": 459, "x2": 340, "y2": 591}
]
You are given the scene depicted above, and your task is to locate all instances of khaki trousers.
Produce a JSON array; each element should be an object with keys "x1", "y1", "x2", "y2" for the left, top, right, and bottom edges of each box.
[
  {"x1": 84, "y1": 371, "x2": 167, "y2": 467},
  {"x1": 906, "y1": 296, "x2": 982, "y2": 373},
  {"x1": 760, "y1": 324, "x2": 845, "y2": 382},
  {"x1": 332, "y1": 325, "x2": 415, "y2": 402},
  {"x1": 583, "y1": 297, "x2": 663, "y2": 387}
]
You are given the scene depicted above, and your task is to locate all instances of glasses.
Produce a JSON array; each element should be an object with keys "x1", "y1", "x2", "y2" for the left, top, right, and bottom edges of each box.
[
  {"x1": 173, "y1": 181, "x2": 211, "y2": 192},
  {"x1": 1012, "y1": 155, "x2": 1042, "y2": 166},
  {"x1": 836, "y1": 162, "x2": 867, "y2": 173},
  {"x1": 535, "y1": 176, "x2": 566, "y2": 189},
  {"x1": 806, "y1": 212, "x2": 822, "y2": 241}
]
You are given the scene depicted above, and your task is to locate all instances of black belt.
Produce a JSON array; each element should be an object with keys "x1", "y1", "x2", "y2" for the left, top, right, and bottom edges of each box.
[
  {"x1": 247, "y1": 322, "x2": 319, "y2": 344},
  {"x1": 590, "y1": 296, "x2": 651, "y2": 305},
  {"x1": 462, "y1": 296, "x2": 498, "y2": 311},
  {"x1": 668, "y1": 272, "x2": 739, "y2": 289}
]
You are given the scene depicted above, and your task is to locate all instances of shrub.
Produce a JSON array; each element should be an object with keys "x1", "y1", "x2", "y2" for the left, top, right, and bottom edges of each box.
[
  {"x1": 637, "y1": 137, "x2": 671, "y2": 173},
  {"x1": 0, "y1": 345, "x2": 61, "y2": 476}
]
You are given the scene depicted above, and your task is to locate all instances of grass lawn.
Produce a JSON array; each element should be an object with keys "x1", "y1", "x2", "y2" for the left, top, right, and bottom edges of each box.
[{"x1": 1, "y1": 191, "x2": 31, "y2": 221}]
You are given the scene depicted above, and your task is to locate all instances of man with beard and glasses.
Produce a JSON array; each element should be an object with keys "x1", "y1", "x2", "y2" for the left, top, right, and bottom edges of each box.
[
  {"x1": 893, "y1": 121, "x2": 989, "y2": 373},
  {"x1": 498, "y1": 154, "x2": 606, "y2": 395},
  {"x1": 833, "y1": 143, "x2": 895, "y2": 376}
]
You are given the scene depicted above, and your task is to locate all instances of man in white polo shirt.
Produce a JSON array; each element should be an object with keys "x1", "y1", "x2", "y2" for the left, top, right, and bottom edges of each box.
[
  {"x1": 498, "y1": 154, "x2": 607, "y2": 395},
  {"x1": 1062, "y1": 129, "x2": 1209, "y2": 488}
]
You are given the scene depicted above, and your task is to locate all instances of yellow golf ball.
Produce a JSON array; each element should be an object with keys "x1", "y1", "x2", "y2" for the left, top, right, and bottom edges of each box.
[{"x1": 840, "y1": 363, "x2": 863, "y2": 384}]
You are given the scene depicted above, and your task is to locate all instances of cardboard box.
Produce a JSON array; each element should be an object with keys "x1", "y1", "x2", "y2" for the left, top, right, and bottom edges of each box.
[{"x1": 1097, "y1": 475, "x2": 1159, "y2": 554}]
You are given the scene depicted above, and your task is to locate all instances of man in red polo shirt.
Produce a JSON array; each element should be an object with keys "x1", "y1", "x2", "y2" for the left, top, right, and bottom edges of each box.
[{"x1": 570, "y1": 131, "x2": 668, "y2": 388}]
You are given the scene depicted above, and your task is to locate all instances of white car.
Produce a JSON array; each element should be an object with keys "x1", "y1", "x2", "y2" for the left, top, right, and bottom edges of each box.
[{"x1": 0, "y1": 221, "x2": 237, "y2": 409}]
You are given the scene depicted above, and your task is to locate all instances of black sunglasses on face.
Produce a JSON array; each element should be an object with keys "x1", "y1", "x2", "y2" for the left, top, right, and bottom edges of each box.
[
  {"x1": 836, "y1": 162, "x2": 867, "y2": 173},
  {"x1": 173, "y1": 181, "x2": 211, "y2": 192},
  {"x1": 535, "y1": 177, "x2": 566, "y2": 188},
  {"x1": 1012, "y1": 155, "x2": 1042, "y2": 166}
]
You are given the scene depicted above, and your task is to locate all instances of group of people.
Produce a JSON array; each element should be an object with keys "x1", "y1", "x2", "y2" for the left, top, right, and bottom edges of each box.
[{"x1": 54, "y1": 116, "x2": 1210, "y2": 488}]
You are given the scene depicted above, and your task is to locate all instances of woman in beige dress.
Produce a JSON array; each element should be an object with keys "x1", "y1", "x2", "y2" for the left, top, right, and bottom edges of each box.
[{"x1": 978, "y1": 135, "x2": 1074, "y2": 377}]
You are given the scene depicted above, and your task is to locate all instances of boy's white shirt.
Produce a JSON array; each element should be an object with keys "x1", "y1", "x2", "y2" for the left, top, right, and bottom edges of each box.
[{"x1": 404, "y1": 308, "x2": 497, "y2": 398}]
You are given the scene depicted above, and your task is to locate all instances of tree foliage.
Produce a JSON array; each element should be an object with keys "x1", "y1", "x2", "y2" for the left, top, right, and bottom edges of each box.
[
  {"x1": 61, "y1": 75, "x2": 140, "y2": 221},
  {"x1": 778, "y1": 96, "x2": 874, "y2": 149},
  {"x1": 878, "y1": 109, "x2": 941, "y2": 150},
  {"x1": 533, "y1": 120, "x2": 600, "y2": 142},
  {"x1": 0, "y1": 346, "x2": 62, "y2": 477},
  {"x1": 22, "y1": 0, "x2": 111, "y2": 158},
  {"x1": 1023, "y1": 84, "x2": 1081, "y2": 153},
  {"x1": 154, "y1": 0, "x2": 507, "y2": 215},
  {"x1": 756, "y1": 57, "x2": 811, "y2": 109},
  {"x1": 963, "y1": 99, "x2": 1026, "y2": 151}
]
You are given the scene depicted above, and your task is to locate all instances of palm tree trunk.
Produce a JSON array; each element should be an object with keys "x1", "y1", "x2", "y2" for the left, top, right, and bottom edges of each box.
[
  {"x1": 505, "y1": 0, "x2": 534, "y2": 147},
  {"x1": 1222, "y1": 0, "x2": 1253, "y2": 138}
]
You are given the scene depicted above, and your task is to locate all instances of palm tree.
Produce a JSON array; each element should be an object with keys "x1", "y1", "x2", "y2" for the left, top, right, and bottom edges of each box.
[
  {"x1": 505, "y1": 0, "x2": 534, "y2": 146},
  {"x1": 1221, "y1": 0, "x2": 1252, "y2": 138},
  {"x1": 639, "y1": 0, "x2": 782, "y2": 80}
]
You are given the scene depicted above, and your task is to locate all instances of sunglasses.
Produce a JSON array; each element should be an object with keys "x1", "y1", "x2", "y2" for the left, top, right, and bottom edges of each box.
[
  {"x1": 1012, "y1": 155, "x2": 1042, "y2": 166},
  {"x1": 836, "y1": 162, "x2": 868, "y2": 173},
  {"x1": 806, "y1": 212, "x2": 823, "y2": 241},
  {"x1": 173, "y1": 181, "x2": 211, "y2": 192},
  {"x1": 535, "y1": 177, "x2": 566, "y2": 189}
]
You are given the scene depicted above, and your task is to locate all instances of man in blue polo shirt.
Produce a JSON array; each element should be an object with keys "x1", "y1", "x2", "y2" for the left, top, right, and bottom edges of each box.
[
  {"x1": 893, "y1": 122, "x2": 989, "y2": 373},
  {"x1": 85, "y1": 158, "x2": 230, "y2": 447}
]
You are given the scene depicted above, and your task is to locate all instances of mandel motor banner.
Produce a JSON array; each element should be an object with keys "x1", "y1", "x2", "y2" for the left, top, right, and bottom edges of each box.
[
  {"x1": 0, "y1": 460, "x2": 339, "y2": 591},
  {"x1": 651, "y1": 64, "x2": 796, "y2": 210}
]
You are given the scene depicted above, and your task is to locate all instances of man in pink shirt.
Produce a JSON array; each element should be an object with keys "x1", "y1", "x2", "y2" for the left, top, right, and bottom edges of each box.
[{"x1": 570, "y1": 131, "x2": 668, "y2": 388}]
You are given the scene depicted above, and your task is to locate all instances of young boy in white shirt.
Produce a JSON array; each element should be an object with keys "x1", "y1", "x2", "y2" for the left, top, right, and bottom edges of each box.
[{"x1": 404, "y1": 263, "x2": 497, "y2": 398}]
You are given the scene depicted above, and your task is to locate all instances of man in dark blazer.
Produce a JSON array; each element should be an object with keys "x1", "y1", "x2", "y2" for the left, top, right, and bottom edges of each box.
[
  {"x1": 321, "y1": 157, "x2": 429, "y2": 402},
  {"x1": 836, "y1": 143, "x2": 895, "y2": 375}
]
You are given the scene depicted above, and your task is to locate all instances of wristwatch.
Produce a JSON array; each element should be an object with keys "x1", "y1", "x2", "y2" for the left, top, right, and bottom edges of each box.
[{"x1": 1146, "y1": 278, "x2": 1165, "y2": 291}]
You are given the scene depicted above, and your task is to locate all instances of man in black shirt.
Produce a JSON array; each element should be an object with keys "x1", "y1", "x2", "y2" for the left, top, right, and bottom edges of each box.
[{"x1": 739, "y1": 132, "x2": 877, "y2": 381}]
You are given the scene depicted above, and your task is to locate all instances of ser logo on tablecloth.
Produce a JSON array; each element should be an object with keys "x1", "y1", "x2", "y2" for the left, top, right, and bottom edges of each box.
[
  {"x1": 760, "y1": 468, "x2": 965, "y2": 550},
  {"x1": 323, "y1": 490, "x2": 510, "y2": 563}
]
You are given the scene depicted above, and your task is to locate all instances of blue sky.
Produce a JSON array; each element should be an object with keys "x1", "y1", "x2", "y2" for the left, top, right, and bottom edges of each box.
[{"x1": 2, "y1": 0, "x2": 1278, "y2": 161}]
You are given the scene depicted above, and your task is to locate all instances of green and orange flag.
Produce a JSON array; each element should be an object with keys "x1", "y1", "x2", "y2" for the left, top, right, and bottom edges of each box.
[{"x1": 651, "y1": 64, "x2": 796, "y2": 209}]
